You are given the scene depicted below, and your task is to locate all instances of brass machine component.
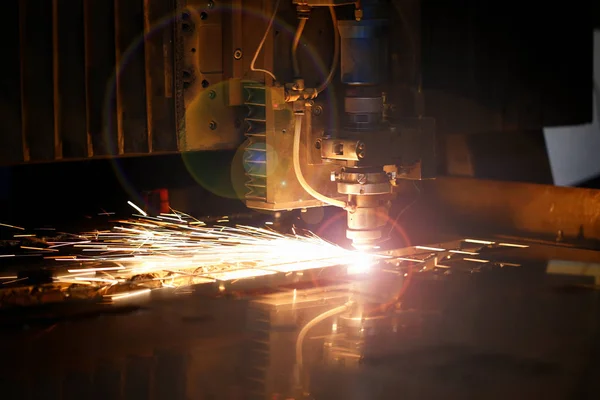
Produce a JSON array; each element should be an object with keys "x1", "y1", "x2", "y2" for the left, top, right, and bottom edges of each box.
[{"x1": 240, "y1": 0, "x2": 435, "y2": 249}]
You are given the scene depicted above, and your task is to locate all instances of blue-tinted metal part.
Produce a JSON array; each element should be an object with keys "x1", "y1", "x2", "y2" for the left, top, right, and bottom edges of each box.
[{"x1": 338, "y1": 19, "x2": 388, "y2": 85}]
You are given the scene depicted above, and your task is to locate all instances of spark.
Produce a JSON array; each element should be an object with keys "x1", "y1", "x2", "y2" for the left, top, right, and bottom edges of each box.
[
  {"x1": 0, "y1": 222, "x2": 25, "y2": 231},
  {"x1": 3, "y1": 277, "x2": 27, "y2": 285},
  {"x1": 498, "y1": 243, "x2": 529, "y2": 248},
  {"x1": 67, "y1": 266, "x2": 125, "y2": 273},
  {"x1": 0, "y1": 210, "x2": 381, "y2": 300},
  {"x1": 127, "y1": 201, "x2": 147, "y2": 216},
  {"x1": 21, "y1": 246, "x2": 58, "y2": 252}
]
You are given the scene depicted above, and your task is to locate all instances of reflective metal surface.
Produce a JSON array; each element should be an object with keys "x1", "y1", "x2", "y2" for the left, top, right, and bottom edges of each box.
[{"x1": 3, "y1": 237, "x2": 600, "y2": 399}]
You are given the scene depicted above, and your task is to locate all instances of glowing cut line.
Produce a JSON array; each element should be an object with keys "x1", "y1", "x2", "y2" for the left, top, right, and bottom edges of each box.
[
  {"x1": 415, "y1": 246, "x2": 446, "y2": 252},
  {"x1": 499, "y1": 243, "x2": 529, "y2": 248},
  {"x1": 463, "y1": 258, "x2": 489, "y2": 263},
  {"x1": 449, "y1": 250, "x2": 479, "y2": 255},
  {"x1": 395, "y1": 257, "x2": 425, "y2": 263},
  {"x1": 464, "y1": 239, "x2": 495, "y2": 245},
  {"x1": 105, "y1": 289, "x2": 151, "y2": 301}
]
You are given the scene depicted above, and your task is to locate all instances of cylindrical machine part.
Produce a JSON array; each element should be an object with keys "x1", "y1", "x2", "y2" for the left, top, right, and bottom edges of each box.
[
  {"x1": 337, "y1": 19, "x2": 388, "y2": 86},
  {"x1": 346, "y1": 194, "x2": 390, "y2": 249},
  {"x1": 334, "y1": 1, "x2": 392, "y2": 249},
  {"x1": 344, "y1": 96, "x2": 384, "y2": 129},
  {"x1": 337, "y1": 167, "x2": 391, "y2": 249},
  {"x1": 338, "y1": 0, "x2": 389, "y2": 131}
]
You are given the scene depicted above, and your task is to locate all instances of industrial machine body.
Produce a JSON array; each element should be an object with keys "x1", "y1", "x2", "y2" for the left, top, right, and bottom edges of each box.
[
  {"x1": 0, "y1": 1, "x2": 597, "y2": 399},
  {"x1": 0, "y1": 0, "x2": 591, "y2": 247}
]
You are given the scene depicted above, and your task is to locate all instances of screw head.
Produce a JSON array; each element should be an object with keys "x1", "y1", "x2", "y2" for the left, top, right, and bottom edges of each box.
[
  {"x1": 208, "y1": 90, "x2": 216, "y2": 99},
  {"x1": 209, "y1": 120, "x2": 217, "y2": 130},
  {"x1": 207, "y1": 1, "x2": 215, "y2": 9},
  {"x1": 357, "y1": 174, "x2": 367, "y2": 184},
  {"x1": 233, "y1": 49, "x2": 243, "y2": 60},
  {"x1": 313, "y1": 106, "x2": 323, "y2": 116},
  {"x1": 315, "y1": 139, "x2": 321, "y2": 149}
]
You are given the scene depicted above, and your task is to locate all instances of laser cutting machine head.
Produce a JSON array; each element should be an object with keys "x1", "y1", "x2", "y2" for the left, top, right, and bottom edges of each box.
[{"x1": 241, "y1": 0, "x2": 435, "y2": 249}]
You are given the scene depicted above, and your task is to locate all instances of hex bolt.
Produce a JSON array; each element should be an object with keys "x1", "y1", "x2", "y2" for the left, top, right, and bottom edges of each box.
[
  {"x1": 233, "y1": 49, "x2": 243, "y2": 60},
  {"x1": 209, "y1": 120, "x2": 217, "y2": 130},
  {"x1": 208, "y1": 90, "x2": 216, "y2": 99}
]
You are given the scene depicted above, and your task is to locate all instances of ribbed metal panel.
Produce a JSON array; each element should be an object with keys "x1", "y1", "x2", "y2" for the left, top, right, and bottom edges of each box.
[
  {"x1": 243, "y1": 85, "x2": 268, "y2": 202},
  {"x1": 0, "y1": 0, "x2": 180, "y2": 164}
]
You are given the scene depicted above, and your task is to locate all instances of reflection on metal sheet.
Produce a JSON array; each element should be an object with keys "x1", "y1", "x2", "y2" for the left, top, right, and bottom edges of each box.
[{"x1": 546, "y1": 259, "x2": 600, "y2": 285}]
